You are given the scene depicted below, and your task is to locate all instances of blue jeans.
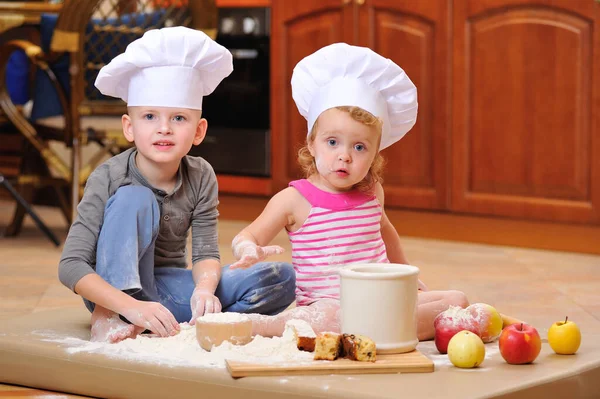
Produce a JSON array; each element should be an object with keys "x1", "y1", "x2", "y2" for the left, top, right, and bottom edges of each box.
[{"x1": 84, "y1": 186, "x2": 296, "y2": 323}]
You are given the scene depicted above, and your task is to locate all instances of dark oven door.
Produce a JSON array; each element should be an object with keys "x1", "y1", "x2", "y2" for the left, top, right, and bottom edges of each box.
[{"x1": 189, "y1": 8, "x2": 270, "y2": 177}]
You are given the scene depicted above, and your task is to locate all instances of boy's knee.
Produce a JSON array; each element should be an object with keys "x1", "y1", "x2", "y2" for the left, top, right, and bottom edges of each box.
[
  {"x1": 278, "y1": 262, "x2": 296, "y2": 285},
  {"x1": 275, "y1": 262, "x2": 296, "y2": 302},
  {"x1": 110, "y1": 186, "x2": 157, "y2": 213},
  {"x1": 113, "y1": 185, "x2": 155, "y2": 202}
]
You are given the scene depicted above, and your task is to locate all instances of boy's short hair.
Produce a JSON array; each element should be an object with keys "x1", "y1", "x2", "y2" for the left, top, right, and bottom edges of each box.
[{"x1": 297, "y1": 106, "x2": 386, "y2": 193}]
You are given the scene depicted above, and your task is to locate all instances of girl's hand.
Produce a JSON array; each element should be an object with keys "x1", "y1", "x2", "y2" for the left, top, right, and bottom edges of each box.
[
  {"x1": 121, "y1": 300, "x2": 180, "y2": 337},
  {"x1": 190, "y1": 287, "x2": 222, "y2": 324},
  {"x1": 230, "y1": 242, "x2": 285, "y2": 270},
  {"x1": 418, "y1": 279, "x2": 429, "y2": 291}
]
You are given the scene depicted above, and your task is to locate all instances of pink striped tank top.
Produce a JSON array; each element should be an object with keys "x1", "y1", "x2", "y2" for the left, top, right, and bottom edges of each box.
[{"x1": 288, "y1": 179, "x2": 389, "y2": 306}]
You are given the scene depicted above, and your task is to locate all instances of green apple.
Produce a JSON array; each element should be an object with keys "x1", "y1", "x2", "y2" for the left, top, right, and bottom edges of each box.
[
  {"x1": 548, "y1": 316, "x2": 581, "y2": 355},
  {"x1": 447, "y1": 330, "x2": 486, "y2": 368}
]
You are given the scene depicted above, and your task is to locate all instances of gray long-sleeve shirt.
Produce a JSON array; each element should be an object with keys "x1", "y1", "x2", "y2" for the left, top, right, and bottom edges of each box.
[{"x1": 58, "y1": 147, "x2": 220, "y2": 292}]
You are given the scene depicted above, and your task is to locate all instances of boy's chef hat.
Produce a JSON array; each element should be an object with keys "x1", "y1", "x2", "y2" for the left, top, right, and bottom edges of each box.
[
  {"x1": 291, "y1": 43, "x2": 417, "y2": 150},
  {"x1": 95, "y1": 26, "x2": 232, "y2": 110}
]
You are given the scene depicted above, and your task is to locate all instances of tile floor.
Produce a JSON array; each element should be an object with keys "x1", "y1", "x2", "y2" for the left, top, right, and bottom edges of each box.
[{"x1": 1, "y1": 199, "x2": 599, "y2": 398}]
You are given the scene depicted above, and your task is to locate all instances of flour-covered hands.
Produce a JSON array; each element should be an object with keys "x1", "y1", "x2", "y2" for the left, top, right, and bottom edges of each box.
[
  {"x1": 121, "y1": 300, "x2": 180, "y2": 337},
  {"x1": 230, "y1": 238, "x2": 285, "y2": 270},
  {"x1": 190, "y1": 287, "x2": 222, "y2": 324}
]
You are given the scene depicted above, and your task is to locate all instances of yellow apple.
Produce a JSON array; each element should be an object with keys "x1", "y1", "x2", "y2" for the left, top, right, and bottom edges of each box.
[
  {"x1": 447, "y1": 330, "x2": 486, "y2": 368},
  {"x1": 548, "y1": 316, "x2": 581, "y2": 355}
]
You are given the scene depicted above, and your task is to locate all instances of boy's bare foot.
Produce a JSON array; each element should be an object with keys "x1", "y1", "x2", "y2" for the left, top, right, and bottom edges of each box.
[{"x1": 90, "y1": 305, "x2": 144, "y2": 343}]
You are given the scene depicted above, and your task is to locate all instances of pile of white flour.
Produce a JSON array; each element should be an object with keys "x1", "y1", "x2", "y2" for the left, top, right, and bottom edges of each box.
[{"x1": 35, "y1": 320, "x2": 314, "y2": 369}]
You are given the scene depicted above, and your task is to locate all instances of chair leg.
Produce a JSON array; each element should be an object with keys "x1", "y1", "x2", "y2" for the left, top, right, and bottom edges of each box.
[
  {"x1": 70, "y1": 136, "x2": 81, "y2": 222},
  {"x1": 0, "y1": 173, "x2": 60, "y2": 246},
  {"x1": 3, "y1": 181, "x2": 32, "y2": 237},
  {"x1": 53, "y1": 184, "x2": 72, "y2": 225}
]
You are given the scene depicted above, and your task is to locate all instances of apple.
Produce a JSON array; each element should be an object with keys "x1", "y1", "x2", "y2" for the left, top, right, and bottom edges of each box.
[
  {"x1": 548, "y1": 316, "x2": 581, "y2": 355},
  {"x1": 434, "y1": 306, "x2": 479, "y2": 354},
  {"x1": 499, "y1": 323, "x2": 542, "y2": 364},
  {"x1": 434, "y1": 302, "x2": 503, "y2": 353},
  {"x1": 447, "y1": 330, "x2": 486, "y2": 368},
  {"x1": 468, "y1": 303, "x2": 503, "y2": 343}
]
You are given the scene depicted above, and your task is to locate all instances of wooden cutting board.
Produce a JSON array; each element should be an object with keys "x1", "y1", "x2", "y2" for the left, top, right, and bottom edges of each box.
[{"x1": 226, "y1": 350, "x2": 434, "y2": 378}]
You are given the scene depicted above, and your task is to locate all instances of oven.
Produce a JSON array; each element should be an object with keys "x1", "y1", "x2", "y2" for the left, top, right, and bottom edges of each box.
[{"x1": 189, "y1": 7, "x2": 270, "y2": 177}]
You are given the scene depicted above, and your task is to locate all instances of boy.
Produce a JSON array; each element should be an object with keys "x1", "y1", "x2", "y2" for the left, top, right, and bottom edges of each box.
[{"x1": 58, "y1": 27, "x2": 295, "y2": 343}]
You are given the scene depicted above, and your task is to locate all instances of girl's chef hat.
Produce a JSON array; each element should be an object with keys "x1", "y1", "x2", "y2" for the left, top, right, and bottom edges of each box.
[
  {"x1": 95, "y1": 26, "x2": 232, "y2": 110},
  {"x1": 291, "y1": 43, "x2": 417, "y2": 150}
]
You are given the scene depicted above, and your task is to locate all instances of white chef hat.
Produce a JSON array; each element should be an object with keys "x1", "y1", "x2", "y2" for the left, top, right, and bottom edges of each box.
[
  {"x1": 95, "y1": 26, "x2": 233, "y2": 110},
  {"x1": 291, "y1": 43, "x2": 417, "y2": 150}
]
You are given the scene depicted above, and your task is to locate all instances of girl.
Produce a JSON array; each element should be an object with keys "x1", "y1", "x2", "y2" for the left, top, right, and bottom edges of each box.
[{"x1": 229, "y1": 43, "x2": 468, "y2": 340}]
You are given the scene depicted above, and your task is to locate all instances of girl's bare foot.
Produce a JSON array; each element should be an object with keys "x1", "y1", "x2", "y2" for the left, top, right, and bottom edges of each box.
[{"x1": 90, "y1": 305, "x2": 144, "y2": 343}]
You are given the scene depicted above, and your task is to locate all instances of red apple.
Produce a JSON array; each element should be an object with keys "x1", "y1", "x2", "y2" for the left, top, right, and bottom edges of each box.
[
  {"x1": 499, "y1": 323, "x2": 542, "y2": 364},
  {"x1": 434, "y1": 306, "x2": 479, "y2": 354}
]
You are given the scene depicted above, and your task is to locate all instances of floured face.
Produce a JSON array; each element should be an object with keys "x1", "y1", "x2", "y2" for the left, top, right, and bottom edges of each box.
[
  {"x1": 308, "y1": 108, "x2": 379, "y2": 193},
  {"x1": 122, "y1": 106, "x2": 206, "y2": 171}
]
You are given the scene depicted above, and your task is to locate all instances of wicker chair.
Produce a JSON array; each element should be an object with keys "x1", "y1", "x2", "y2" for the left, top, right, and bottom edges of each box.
[{"x1": 0, "y1": 0, "x2": 217, "y2": 234}]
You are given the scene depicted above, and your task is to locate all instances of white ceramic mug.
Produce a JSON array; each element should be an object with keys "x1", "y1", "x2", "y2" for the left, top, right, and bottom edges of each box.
[{"x1": 339, "y1": 263, "x2": 419, "y2": 354}]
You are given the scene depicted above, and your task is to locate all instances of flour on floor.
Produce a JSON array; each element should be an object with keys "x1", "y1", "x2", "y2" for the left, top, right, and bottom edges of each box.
[{"x1": 34, "y1": 322, "x2": 314, "y2": 369}]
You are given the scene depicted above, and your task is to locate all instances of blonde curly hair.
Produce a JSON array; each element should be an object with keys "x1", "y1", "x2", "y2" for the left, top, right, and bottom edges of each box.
[{"x1": 297, "y1": 106, "x2": 385, "y2": 193}]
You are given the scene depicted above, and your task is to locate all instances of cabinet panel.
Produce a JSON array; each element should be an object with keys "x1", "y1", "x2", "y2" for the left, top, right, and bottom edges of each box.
[
  {"x1": 452, "y1": 0, "x2": 600, "y2": 223},
  {"x1": 359, "y1": 0, "x2": 450, "y2": 209},
  {"x1": 271, "y1": 0, "x2": 353, "y2": 190}
]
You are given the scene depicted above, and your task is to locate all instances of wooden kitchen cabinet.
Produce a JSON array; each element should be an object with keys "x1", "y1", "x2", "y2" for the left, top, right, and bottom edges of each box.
[
  {"x1": 452, "y1": 0, "x2": 600, "y2": 224},
  {"x1": 270, "y1": 0, "x2": 600, "y2": 224},
  {"x1": 356, "y1": 0, "x2": 451, "y2": 210}
]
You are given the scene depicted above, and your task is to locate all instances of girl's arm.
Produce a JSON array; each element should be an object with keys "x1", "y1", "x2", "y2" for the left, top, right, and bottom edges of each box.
[
  {"x1": 375, "y1": 183, "x2": 428, "y2": 290},
  {"x1": 230, "y1": 187, "x2": 299, "y2": 269},
  {"x1": 381, "y1": 212, "x2": 409, "y2": 264},
  {"x1": 375, "y1": 182, "x2": 409, "y2": 264}
]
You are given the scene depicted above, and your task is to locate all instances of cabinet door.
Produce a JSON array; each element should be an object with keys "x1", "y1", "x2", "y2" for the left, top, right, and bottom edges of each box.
[
  {"x1": 452, "y1": 0, "x2": 600, "y2": 224},
  {"x1": 357, "y1": 0, "x2": 451, "y2": 210},
  {"x1": 271, "y1": 0, "x2": 354, "y2": 190}
]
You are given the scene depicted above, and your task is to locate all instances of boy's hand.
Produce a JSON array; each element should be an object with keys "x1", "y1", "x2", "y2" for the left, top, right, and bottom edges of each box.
[
  {"x1": 121, "y1": 301, "x2": 180, "y2": 337},
  {"x1": 230, "y1": 242, "x2": 285, "y2": 270},
  {"x1": 190, "y1": 287, "x2": 222, "y2": 324}
]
